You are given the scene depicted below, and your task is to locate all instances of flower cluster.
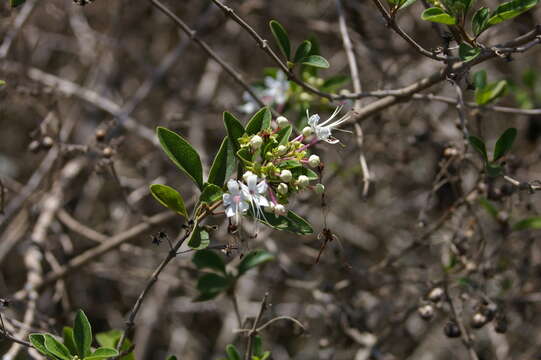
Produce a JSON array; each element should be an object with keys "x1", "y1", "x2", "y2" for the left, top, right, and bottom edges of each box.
[
  {"x1": 239, "y1": 71, "x2": 289, "y2": 114},
  {"x1": 223, "y1": 108, "x2": 347, "y2": 225}
]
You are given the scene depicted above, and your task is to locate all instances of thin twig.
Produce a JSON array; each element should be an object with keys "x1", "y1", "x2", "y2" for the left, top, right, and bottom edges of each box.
[{"x1": 244, "y1": 292, "x2": 269, "y2": 360}]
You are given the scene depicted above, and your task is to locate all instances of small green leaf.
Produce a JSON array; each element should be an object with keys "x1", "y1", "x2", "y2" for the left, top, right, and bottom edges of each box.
[
  {"x1": 301, "y1": 55, "x2": 330, "y2": 69},
  {"x1": 149, "y1": 184, "x2": 188, "y2": 218},
  {"x1": 85, "y1": 347, "x2": 120, "y2": 360},
  {"x1": 44, "y1": 334, "x2": 72, "y2": 360},
  {"x1": 472, "y1": 7, "x2": 490, "y2": 36},
  {"x1": 237, "y1": 250, "x2": 275, "y2": 276},
  {"x1": 224, "y1": 112, "x2": 245, "y2": 153},
  {"x1": 421, "y1": 7, "x2": 457, "y2": 24},
  {"x1": 513, "y1": 217, "x2": 541, "y2": 231},
  {"x1": 196, "y1": 273, "x2": 230, "y2": 299},
  {"x1": 29, "y1": 334, "x2": 56, "y2": 358},
  {"x1": 253, "y1": 336, "x2": 263, "y2": 357},
  {"x1": 269, "y1": 20, "x2": 291, "y2": 59},
  {"x1": 398, "y1": 0, "x2": 417, "y2": 10},
  {"x1": 0, "y1": 80, "x2": 5, "y2": 86},
  {"x1": 166, "y1": 356, "x2": 178, "y2": 360},
  {"x1": 475, "y1": 80, "x2": 507, "y2": 105},
  {"x1": 522, "y1": 68, "x2": 537, "y2": 89},
  {"x1": 256, "y1": 210, "x2": 313, "y2": 235},
  {"x1": 10, "y1": 0, "x2": 26, "y2": 7},
  {"x1": 74, "y1": 310, "x2": 92, "y2": 358},
  {"x1": 276, "y1": 125, "x2": 292, "y2": 146},
  {"x1": 459, "y1": 43, "x2": 481, "y2": 62},
  {"x1": 293, "y1": 40, "x2": 312, "y2": 63},
  {"x1": 488, "y1": 0, "x2": 538, "y2": 25},
  {"x1": 157, "y1": 127, "x2": 204, "y2": 190},
  {"x1": 226, "y1": 344, "x2": 242, "y2": 360},
  {"x1": 187, "y1": 225, "x2": 210, "y2": 250},
  {"x1": 468, "y1": 135, "x2": 488, "y2": 163},
  {"x1": 200, "y1": 183, "x2": 223, "y2": 204},
  {"x1": 208, "y1": 137, "x2": 236, "y2": 187},
  {"x1": 192, "y1": 249, "x2": 226, "y2": 274},
  {"x1": 95, "y1": 330, "x2": 134, "y2": 360},
  {"x1": 246, "y1": 107, "x2": 272, "y2": 135},
  {"x1": 493, "y1": 128, "x2": 517, "y2": 161},
  {"x1": 473, "y1": 70, "x2": 487, "y2": 89},
  {"x1": 479, "y1": 197, "x2": 498, "y2": 219},
  {"x1": 291, "y1": 166, "x2": 318, "y2": 181},
  {"x1": 322, "y1": 75, "x2": 349, "y2": 92},
  {"x1": 63, "y1": 327, "x2": 77, "y2": 356}
]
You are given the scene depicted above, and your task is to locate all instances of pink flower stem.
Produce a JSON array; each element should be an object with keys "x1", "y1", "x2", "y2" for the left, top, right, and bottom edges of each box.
[
  {"x1": 268, "y1": 187, "x2": 278, "y2": 205},
  {"x1": 298, "y1": 137, "x2": 319, "y2": 152}
]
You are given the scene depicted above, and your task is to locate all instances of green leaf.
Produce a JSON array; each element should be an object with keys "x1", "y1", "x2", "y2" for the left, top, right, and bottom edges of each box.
[
  {"x1": 322, "y1": 75, "x2": 349, "y2": 92},
  {"x1": 95, "y1": 330, "x2": 134, "y2": 360},
  {"x1": 253, "y1": 336, "x2": 263, "y2": 357},
  {"x1": 166, "y1": 356, "x2": 178, "y2": 360},
  {"x1": 472, "y1": 7, "x2": 490, "y2": 36},
  {"x1": 513, "y1": 217, "x2": 541, "y2": 231},
  {"x1": 85, "y1": 347, "x2": 120, "y2": 360},
  {"x1": 291, "y1": 166, "x2": 318, "y2": 181},
  {"x1": 398, "y1": 0, "x2": 417, "y2": 10},
  {"x1": 475, "y1": 80, "x2": 507, "y2": 105},
  {"x1": 459, "y1": 43, "x2": 481, "y2": 62},
  {"x1": 293, "y1": 40, "x2": 312, "y2": 63},
  {"x1": 237, "y1": 250, "x2": 275, "y2": 276},
  {"x1": 63, "y1": 327, "x2": 77, "y2": 356},
  {"x1": 246, "y1": 107, "x2": 272, "y2": 135},
  {"x1": 468, "y1": 135, "x2": 488, "y2": 163},
  {"x1": 473, "y1": 70, "x2": 487, "y2": 89},
  {"x1": 224, "y1": 112, "x2": 245, "y2": 153},
  {"x1": 269, "y1": 20, "x2": 291, "y2": 59},
  {"x1": 488, "y1": 0, "x2": 538, "y2": 25},
  {"x1": 256, "y1": 210, "x2": 313, "y2": 235},
  {"x1": 522, "y1": 68, "x2": 537, "y2": 89},
  {"x1": 208, "y1": 137, "x2": 236, "y2": 187},
  {"x1": 421, "y1": 7, "x2": 457, "y2": 24},
  {"x1": 74, "y1": 309, "x2": 92, "y2": 358},
  {"x1": 0, "y1": 80, "x2": 5, "y2": 86},
  {"x1": 493, "y1": 128, "x2": 517, "y2": 161},
  {"x1": 197, "y1": 273, "x2": 231, "y2": 297},
  {"x1": 149, "y1": 184, "x2": 188, "y2": 218},
  {"x1": 301, "y1": 55, "x2": 330, "y2": 69},
  {"x1": 44, "y1": 334, "x2": 72, "y2": 360},
  {"x1": 10, "y1": 0, "x2": 26, "y2": 7},
  {"x1": 226, "y1": 344, "x2": 242, "y2": 360},
  {"x1": 187, "y1": 225, "x2": 210, "y2": 250},
  {"x1": 479, "y1": 197, "x2": 498, "y2": 219},
  {"x1": 29, "y1": 334, "x2": 56, "y2": 358},
  {"x1": 193, "y1": 249, "x2": 226, "y2": 274},
  {"x1": 157, "y1": 127, "x2": 204, "y2": 190},
  {"x1": 276, "y1": 125, "x2": 292, "y2": 146},
  {"x1": 200, "y1": 183, "x2": 223, "y2": 204}
]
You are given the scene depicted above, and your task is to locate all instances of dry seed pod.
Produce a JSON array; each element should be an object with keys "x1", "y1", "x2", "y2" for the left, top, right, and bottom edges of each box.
[
  {"x1": 418, "y1": 304, "x2": 435, "y2": 321},
  {"x1": 42, "y1": 136, "x2": 54, "y2": 149},
  {"x1": 95, "y1": 128, "x2": 106, "y2": 142},
  {"x1": 444, "y1": 321, "x2": 461, "y2": 338},
  {"x1": 428, "y1": 287, "x2": 445, "y2": 303},
  {"x1": 28, "y1": 140, "x2": 41, "y2": 153},
  {"x1": 102, "y1": 147, "x2": 113, "y2": 158},
  {"x1": 471, "y1": 312, "x2": 488, "y2": 329}
]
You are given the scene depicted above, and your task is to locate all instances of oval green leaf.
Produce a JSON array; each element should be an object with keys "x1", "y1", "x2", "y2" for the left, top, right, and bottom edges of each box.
[
  {"x1": 29, "y1": 334, "x2": 55, "y2": 358},
  {"x1": 488, "y1": 0, "x2": 538, "y2": 25},
  {"x1": 187, "y1": 225, "x2": 210, "y2": 250},
  {"x1": 256, "y1": 210, "x2": 313, "y2": 234},
  {"x1": 157, "y1": 127, "x2": 204, "y2": 190},
  {"x1": 246, "y1": 107, "x2": 272, "y2": 135},
  {"x1": 513, "y1": 217, "x2": 541, "y2": 231},
  {"x1": 301, "y1": 55, "x2": 330, "y2": 69},
  {"x1": 472, "y1": 7, "x2": 490, "y2": 36},
  {"x1": 468, "y1": 135, "x2": 488, "y2": 163},
  {"x1": 196, "y1": 273, "x2": 230, "y2": 294},
  {"x1": 85, "y1": 347, "x2": 120, "y2": 360},
  {"x1": 44, "y1": 334, "x2": 72, "y2": 360},
  {"x1": 226, "y1": 344, "x2": 241, "y2": 360},
  {"x1": 421, "y1": 7, "x2": 457, "y2": 24},
  {"x1": 475, "y1": 80, "x2": 507, "y2": 105},
  {"x1": 237, "y1": 250, "x2": 275, "y2": 276},
  {"x1": 200, "y1": 183, "x2": 223, "y2": 204},
  {"x1": 192, "y1": 249, "x2": 226, "y2": 274},
  {"x1": 208, "y1": 137, "x2": 236, "y2": 187},
  {"x1": 269, "y1": 20, "x2": 291, "y2": 60},
  {"x1": 493, "y1": 128, "x2": 517, "y2": 161},
  {"x1": 293, "y1": 40, "x2": 312, "y2": 63},
  {"x1": 74, "y1": 309, "x2": 92, "y2": 358},
  {"x1": 459, "y1": 43, "x2": 481, "y2": 62},
  {"x1": 150, "y1": 184, "x2": 188, "y2": 218},
  {"x1": 223, "y1": 112, "x2": 245, "y2": 152},
  {"x1": 63, "y1": 327, "x2": 77, "y2": 356}
]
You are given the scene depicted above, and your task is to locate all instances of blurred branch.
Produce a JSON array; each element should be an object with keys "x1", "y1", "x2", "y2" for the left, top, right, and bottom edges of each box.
[{"x1": 0, "y1": 0, "x2": 38, "y2": 59}]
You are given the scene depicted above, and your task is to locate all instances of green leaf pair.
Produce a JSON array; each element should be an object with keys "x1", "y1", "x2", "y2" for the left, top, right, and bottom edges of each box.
[
  {"x1": 269, "y1": 20, "x2": 329, "y2": 69},
  {"x1": 29, "y1": 310, "x2": 120, "y2": 360},
  {"x1": 193, "y1": 249, "x2": 275, "y2": 301},
  {"x1": 220, "y1": 336, "x2": 270, "y2": 360},
  {"x1": 468, "y1": 128, "x2": 517, "y2": 177}
]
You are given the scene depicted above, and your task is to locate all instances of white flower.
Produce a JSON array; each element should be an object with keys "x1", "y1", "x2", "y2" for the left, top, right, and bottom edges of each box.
[
  {"x1": 223, "y1": 179, "x2": 250, "y2": 224},
  {"x1": 239, "y1": 90, "x2": 263, "y2": 114},
  {"x1": 307, "y1": 106, "x2": 350, "y2": 144},
  {"x1": 308, "y1": 154, "x2": 320, "y2": 168},
  {"x1": 280, "y1": 169, "x2": 292, "y2": 182},
  {"x1": 242, "y1": 171, "x2": 254, "y2": 183},
  {"x1": 263, "y1": 70, "x2": 289, "y2": 105},
  {"x1": 241, "y1": 173, "x2": 269, "y2": 209}
]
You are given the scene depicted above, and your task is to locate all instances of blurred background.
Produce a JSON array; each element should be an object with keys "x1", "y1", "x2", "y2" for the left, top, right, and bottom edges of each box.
[{"x1": 1, "y1": 0, "x2": 541, "y2": 359}]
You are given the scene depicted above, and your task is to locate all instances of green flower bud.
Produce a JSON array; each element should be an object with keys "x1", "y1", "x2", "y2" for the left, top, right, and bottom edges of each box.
[
  {"x1": 276, "y1": 144, "x2": 288, "y2": 156},
  {"x1": 299, "y1": 92, "x2": 311, "y2": 102},
  {"x1": 315, "y1": 183, "x2": 325, "y2": 194},
  {"x1": 308, "y1": 154, "x2": 320, "y2": 168},
  {"x1": 276, "y1": 116, "x2": 289, "y2": 128},
  {"x1": 280, "y1": 169, "x2": 293, "y2": 182},
  {"x1": 297, "y1": 175, "x2": 309, "y2": 187},
  {"x1": 277, "y1": 183, "x2": 288, "y2": 195},
  {"x1": 302, "y1": 126, "x2": 313, "y2": 137}
]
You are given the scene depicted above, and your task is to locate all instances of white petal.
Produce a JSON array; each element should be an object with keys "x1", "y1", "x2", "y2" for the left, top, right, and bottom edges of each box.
[
  {"x1": 246, "y1": 174, "x2": 258, "y2": 192},
  {"x1": 256, "y1": 180, "x2": 267, "y2": 194},
  {"x1": 238, "y1": 201, "x2": 249, "y2": 213},
  {"x1": 225, "y1": 205, "x2": 236, "y2": 218},
  {"x1": 223, "y1": 193, "x2": 232, "y2": 206},
  {"x1": 227, "y1": 179, "x2": 240, "y2": 194},
  {"x1": 254, "y1": 195, "x2": 269, "y2": 207},
  {"x1": 308, "y1": 114, "x2": 320, "y2": 126},
  {"x1": 316, "y1": 126, "x2": 332, "y2": 140}
]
